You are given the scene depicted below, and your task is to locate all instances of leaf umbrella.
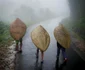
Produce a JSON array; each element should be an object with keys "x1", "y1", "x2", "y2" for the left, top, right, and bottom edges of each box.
[
  {"x1": 54, "y1": 24, "x2": 71, "y2": 48},
  {"x1": 31, "y1": 25, "x2": 50, "y2": 52},
  {"x1": 10, "y1": 18, "x2": 26, "y2": 40}
]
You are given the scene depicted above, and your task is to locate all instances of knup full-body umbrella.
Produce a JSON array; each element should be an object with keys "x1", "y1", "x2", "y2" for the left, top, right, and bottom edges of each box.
[
  {"x1": 54, "y1": 24, "x2": 71, "y2": 48},
  {"x1": 31, "y1": 25, "x2": 50, "y2": 52},
  {"x1": 10, "y1": 18, "x2": 26, "y2": 40}
]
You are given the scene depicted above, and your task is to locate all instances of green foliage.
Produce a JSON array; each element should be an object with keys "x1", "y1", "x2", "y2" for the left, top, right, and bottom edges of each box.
[
  {"x1": 0, "y1": 21, "x2": 13, "y2": 47},
  {"x1": 74, "y1": 18, "x2": 85, "y2": 40},
  {"x1": 61, "y1": 17, "x2": 85, "y2": 40}
]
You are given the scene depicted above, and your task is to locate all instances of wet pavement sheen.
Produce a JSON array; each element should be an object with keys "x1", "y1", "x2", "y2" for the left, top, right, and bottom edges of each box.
[{"x1": 15, "y1": 17, "x2": 85, "y2": 70}]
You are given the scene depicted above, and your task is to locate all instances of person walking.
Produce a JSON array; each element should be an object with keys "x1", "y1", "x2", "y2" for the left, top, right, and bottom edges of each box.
[
  {"x1": 54, "y1": 24, "x2": 71, "y2": 62},
  {"x1": 31, "y1": 25, "x2": 50, "y2": 63},
  {"x1": 10, "y1": 18, "x2": 27, "y2": 53}
]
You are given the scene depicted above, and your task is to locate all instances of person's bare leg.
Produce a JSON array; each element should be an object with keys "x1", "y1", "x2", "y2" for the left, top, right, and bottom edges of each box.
[{"x1": 41, "y1": 51, "x2": 44, "y2": 63}]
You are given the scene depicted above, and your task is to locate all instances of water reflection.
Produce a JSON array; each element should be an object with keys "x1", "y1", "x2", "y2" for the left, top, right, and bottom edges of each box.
[
  {"x1": 55, "y1": 57, "x2": 67, "y2": 70},
  {"x1": 35, "y1": 57, "x2": 43, "y2": 70}
]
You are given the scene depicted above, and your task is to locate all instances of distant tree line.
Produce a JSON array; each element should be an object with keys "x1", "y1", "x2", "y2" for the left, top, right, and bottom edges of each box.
[{"x1": 12, "y1": 6, "x2": 56, "y2": 24}]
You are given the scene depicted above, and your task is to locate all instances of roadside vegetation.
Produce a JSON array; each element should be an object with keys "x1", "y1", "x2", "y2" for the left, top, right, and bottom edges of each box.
[
  {"x1": 0, "y1": 21, "x2": 14, "y2": 69},
  {"x1": 61, "y1": 17, "x2": 85, "y2": 52},
  {"x1": 0, "y1": 21, "x2": 14, "y2": 47},
  {"x1": 61, "y1": 17, "x2": 85, "y2": 40}
]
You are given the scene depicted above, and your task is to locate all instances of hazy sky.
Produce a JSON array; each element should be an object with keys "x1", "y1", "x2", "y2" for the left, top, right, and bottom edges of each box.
[
  {"x1": 0, "y1": 0, "x2": 70, "y2": 22},
  {"x1": 0, "y1": 0, "x2": 70, "y2": 13},
  {"x1": 40, "y1": 0, "x2": 70, "y2": 14}
]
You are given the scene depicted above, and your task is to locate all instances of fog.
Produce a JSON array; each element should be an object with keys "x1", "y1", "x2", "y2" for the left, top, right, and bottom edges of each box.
[{"x1": 0, "y1": 0, "x2": 70, "y2": 24}]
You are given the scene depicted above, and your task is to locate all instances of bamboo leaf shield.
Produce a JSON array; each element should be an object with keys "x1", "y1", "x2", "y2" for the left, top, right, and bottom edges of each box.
[
  {"x1": 54, "y1": 24, "x2": 71, "y2": 48},
  {"x1": 10, "y1": 18, "x2": 27, "y2": 40},
  {"x1": 31, "y1": 25, "x2": 50, "y2": 52}
]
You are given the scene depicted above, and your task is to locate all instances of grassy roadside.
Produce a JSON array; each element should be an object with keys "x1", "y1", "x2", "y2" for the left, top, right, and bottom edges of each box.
[
  {"x1": 0, "y1": 21, "x2": 14, "y2": 70},
  {"x1": 0, "y1": 21, "x2": 14, "y2": 47}
]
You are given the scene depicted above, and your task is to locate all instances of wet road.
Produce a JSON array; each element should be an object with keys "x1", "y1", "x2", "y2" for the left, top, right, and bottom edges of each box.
[{"x1": 15, "y1": 17, "x2": 85, "y2": 70}]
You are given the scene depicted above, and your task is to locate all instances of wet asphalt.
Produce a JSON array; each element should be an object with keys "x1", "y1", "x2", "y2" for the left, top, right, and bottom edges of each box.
[{"x1": 15, "y1": 17, "x2": 85, "y2": 70}]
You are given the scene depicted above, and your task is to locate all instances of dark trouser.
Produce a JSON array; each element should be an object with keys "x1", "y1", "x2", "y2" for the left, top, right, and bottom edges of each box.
[
  {"x1": 20, "y1": 39, "x2": 22, "y2": 51},
  {"x1": 16, "y1": 38, "x2": 22, "y2": 51},
  {"x1": 57, "y1": 42, "x2": 67, "y2": 59}
]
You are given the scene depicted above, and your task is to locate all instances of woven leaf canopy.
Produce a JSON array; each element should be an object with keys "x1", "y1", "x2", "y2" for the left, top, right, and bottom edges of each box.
[
  {"x1": 54, "y1": 24, "x2": 71, "y2": 48},
  {"x1": 31, "y1": 25, "x2": 50, "y2": 52},
  {"x1": 10, "y1": 18, "x2": 26, "y2": 40}
]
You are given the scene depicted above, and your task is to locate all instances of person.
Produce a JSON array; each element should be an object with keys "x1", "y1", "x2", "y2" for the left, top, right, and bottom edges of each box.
[
  {"x1": 57, "y1": 42, "x2": 67, "y2": 62},
  {"x1": 16, "y1": 38, "x2": 22, "y2": 53},
  {"x1": 36, "y1": 48, "x2": 44, "y2": 63}
]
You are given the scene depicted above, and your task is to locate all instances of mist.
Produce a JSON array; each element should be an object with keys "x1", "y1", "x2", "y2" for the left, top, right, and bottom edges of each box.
[{"x1": 0, "y1": 0, "x2": 70, "y2": 24}]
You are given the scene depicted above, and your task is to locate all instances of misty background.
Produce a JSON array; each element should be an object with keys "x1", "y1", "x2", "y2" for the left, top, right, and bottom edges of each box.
[
  {"x1": 0, "y1": 0, "x2": 85, "y2": 69},
  {"x1": 0, "y1": 0, "x2": 70, "y2": 24},
  {"x1": 0, "y1": 0, "x2": 85, "y2": 44}
]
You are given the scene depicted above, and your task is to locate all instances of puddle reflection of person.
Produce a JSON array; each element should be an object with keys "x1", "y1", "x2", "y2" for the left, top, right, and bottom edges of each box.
[
  {"x1": 55, "y1": 57, "x2": 67, "y2": 70},
  {"x1": 16, "y1": 38, "x2": 22, "y2": 53},
  {"x1": 35, "y1": 56, "x2": 43, "y2": 70}
]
